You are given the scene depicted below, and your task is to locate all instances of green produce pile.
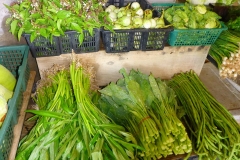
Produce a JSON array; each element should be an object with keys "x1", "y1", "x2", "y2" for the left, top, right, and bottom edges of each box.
[
  {"x1": 4, "y1": 0, "x2": 112, "y2": 43},
  {"x1": 98, "y1": 69, "x2": 192, "y2": 159},
  {"x1": 164, "y1": 3, "x2": 222, "y2": 29},
  {"x1": 168, "y1": 71, "x2": 240, "y2": 160},
  {"x1": 16, "y1": 57, "x2": 240, "y2": 160},
  {"x1": 227, "y1": 17, "x2": 240, "y2": 31},
  {"x1": 16, "y1": 55, "x2": 142, "y2": 160},
  {"x1": 105, "y1": 2, "x2": 170, "y2": 29},
  {"x1": 208, "y1": 30, "x2": 240, "y2": 79},
  {"x1": 187, "y1": 0, "x2": 238, "y2": 5}
]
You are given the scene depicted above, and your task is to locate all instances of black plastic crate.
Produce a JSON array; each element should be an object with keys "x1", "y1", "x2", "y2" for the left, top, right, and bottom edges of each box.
[
  {"x1": 102, "y1": 0, "x2": 172, "y2": 53},
  {"x1": 59, "y1": 29, "x2": 100, "y2": 54},
  {"x1": 23, "y1": 34, "x2": 61, "y2": 58},
  {"x1": 102, "y1": 28, "x2": 172, "y2": 53},
  {"x1": 106, "y1": 0, "x2": 158, "y2": 16}
]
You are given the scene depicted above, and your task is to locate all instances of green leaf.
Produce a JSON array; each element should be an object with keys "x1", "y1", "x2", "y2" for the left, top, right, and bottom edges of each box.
[
  {"x1": 57, "y1": 19, "x2": 64, "y2": 35},
  {"x1": 10, "y1": 20, "x2": 18, "y2": 35},
  {"x1": 3, "y1": 4, "x2": 11, "y2": 10},
  {"x1": 36, "y1": 19, "x2": 46, "y2": 25},
  {"x1": 57, "y1": 10, "x2": 71, "y2": 19},
  {"x1": 39, "y1": 28, "x2": 48, "y2": 38},
  {"x1": 25, "y1": 110, "x2": 67, "y2": 119},
  {"x1": 79, "y1": 33, "x2": 84, "y2": 45},
  {"x1": 19, "y1": 10, "x2": 27, "y2": 19},
  {"x1": 89, "y1": 27, "x2": 94, "y2": 37},
  {"x1": 12, "y1": 4, "x2": 20, "y2": 10},
  {"x1": 5, "y1": 17, "x2": 12, "y2": 25},
  {"x1": 71, "y1": 22, "x2": 83, "y2": 33},
  {"x1": 30, "y1": 13, "x2": 41, "y2": 19},
  {"x1": 30, "y1": 32, "x2": 37, "y2": 42},
  {"x1": 22, "y1": 21, "x2": 32, "y2": 32},
  {"x1": 52, "y1": 31, "x2": 61, "y2": 37},
  {"x1": 48, "y1": 8, "x2": 58, "y2": 13},
  {"x1": 18, "y1": 27, "x2": 24, "y2": 41},
  {"x1": 77, "y1": 1, "x2": 82, "y2": 10},
  {"x1": 20, "y1": 2, "x2": 30, "y2": 10}
]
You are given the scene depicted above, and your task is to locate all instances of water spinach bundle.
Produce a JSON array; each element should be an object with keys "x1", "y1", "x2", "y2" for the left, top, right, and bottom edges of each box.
[
  {"x1": 16, "y1": 56, "x2": 142, "y2": 160},
  {"x1": 168, "y1": 70, "x2": 240, "y2": 160},
  {"x1": 98, "y1": 69, "x2": 192, "y2": 159}
]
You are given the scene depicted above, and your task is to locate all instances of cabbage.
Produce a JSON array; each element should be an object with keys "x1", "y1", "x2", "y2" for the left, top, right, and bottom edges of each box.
[
  {"x1": 173, "y1": 15, "x2": 182, "y2": 23},
  {"x1": 188, "y1": 15, "x2": 198, "y2": 28},
  {"x1": 175, "y1": 9, "x2": 189, "y2": 23},
  {"x1": 195, "y1": 5, "x2": 207, "y2": 14},
  {"x1": 204, "y1": 18, "x2": 217, "y2": 28},
  {"x1": 203, "y1": 11, "x2": 221, "y2": 20},
  {"x1": 191, "y1": 10, "x2": 204, "y2": 22}
]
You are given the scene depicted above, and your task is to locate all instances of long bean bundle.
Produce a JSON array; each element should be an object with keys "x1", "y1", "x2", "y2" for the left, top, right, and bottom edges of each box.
[
  {"x1": 168, "y1": 70, "x2": 240, "y2": 160},
  {"x1": 16, "y1": 55, "x2": 141, "y2": 160}
]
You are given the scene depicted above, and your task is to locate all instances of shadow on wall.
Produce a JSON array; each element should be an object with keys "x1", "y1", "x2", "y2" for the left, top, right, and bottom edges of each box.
[{"x1": 0, "y1": 15, "x2": 26, "y2": 46}]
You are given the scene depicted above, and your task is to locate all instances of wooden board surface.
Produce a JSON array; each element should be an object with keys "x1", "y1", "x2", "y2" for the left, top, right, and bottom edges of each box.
[
  {"x1": 199, "y1": 62, "x2": 240, "y2": 111},
  {"x1": 36, "y1": 46, "x2": 210, "y2": 86},
  {"x1": 9, "y1": 71, "x2": 36, "y2": 160}
]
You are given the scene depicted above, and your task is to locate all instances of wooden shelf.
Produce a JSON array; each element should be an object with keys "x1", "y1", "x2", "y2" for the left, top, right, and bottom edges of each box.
[{"x1": 36, "y1": 46, "x2": 210, "y2": 86}]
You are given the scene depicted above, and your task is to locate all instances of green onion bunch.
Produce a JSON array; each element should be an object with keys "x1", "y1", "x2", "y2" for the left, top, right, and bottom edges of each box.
[
  {"x1": 168, "y1": 70, "x2": 240, "y2": 160},
  {"x1": 16, "y1": 54, "x2": 142, "y2": 160},
  {"x1": 208, "y1": 30, "x2": 240, "y2": 79},
  {"x1": 98, "y1": 69, "x2": 192, "y2": 159}
]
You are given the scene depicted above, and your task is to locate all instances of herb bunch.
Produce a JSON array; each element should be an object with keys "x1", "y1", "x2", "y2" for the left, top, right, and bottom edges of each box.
[{"x1": 4, "y1": 0, "x2": 112, "y2": 43}]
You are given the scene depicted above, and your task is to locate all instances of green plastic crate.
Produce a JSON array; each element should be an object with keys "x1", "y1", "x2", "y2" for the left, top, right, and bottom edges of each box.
[
  {"x1": 0, "y1": 45, "x2": 30, "y2": 160},
  {"x1": 151, "y1": 3, "x2": 184, "y2": 14},
  {"x1": 169, "y1": 22, "x2": 228, "y2": 46},
  {"x1": 151, "y1": 3, "x2": 228, "y2": 46}
]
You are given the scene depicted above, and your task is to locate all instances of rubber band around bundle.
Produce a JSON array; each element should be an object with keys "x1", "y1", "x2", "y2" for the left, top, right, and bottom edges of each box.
[{"x1": 139, "y1": 116, "x2": 151, "y2": 125}]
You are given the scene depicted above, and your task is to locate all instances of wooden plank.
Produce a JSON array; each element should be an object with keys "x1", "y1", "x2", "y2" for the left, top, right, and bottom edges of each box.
[
  {"x1": 36, "y1": 46, "x2": 210, "y2": 86},
  {"x1": 9, "y1": 71, "x2": 36, "y2": 160}
]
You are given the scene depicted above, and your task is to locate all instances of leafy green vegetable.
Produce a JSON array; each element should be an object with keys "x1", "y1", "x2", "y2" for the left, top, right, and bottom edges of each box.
[
  {"x1": 16, "y1": 57, "x2": 142, "y2": 160},
  {"x1": 4, "y1": 0, "x2": 113, "y2": 43},
  {"x1": 98, "y1": 69, "x2": 192, "y2": 159},
  {"x1": 164, "y1": 3, "x2": 222, "y2": 29}
]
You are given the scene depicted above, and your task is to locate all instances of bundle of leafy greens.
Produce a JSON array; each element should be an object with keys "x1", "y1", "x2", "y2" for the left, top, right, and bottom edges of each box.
[
  {"x1": 164, "y1": 3, "x2": 222, "y2": 29},
  {"x1": 98, "y1": 69, "x2": 192, "y2": 159},
  {"x1": 227, "y1": 17, "x2": 240, "y2": 31},
  {"x1": 16, "y1": 54, "x2": 142, "y2": 160}
]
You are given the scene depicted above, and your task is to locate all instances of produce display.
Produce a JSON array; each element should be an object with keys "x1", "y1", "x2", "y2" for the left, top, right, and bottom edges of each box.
[
  {"x1": 3, "y1": 1, "x2": 240, "y2": 160},
  {"x1": 98, "y1": 69, "x2": 192, "y2": 159},
  {"x1": 4, "y1": 0, "x2": 112, "y2": 43},
  {"x1": 168, "y1": 71, "x2": 240, "y2": 160},
  {"x1": 16, "y1": 51, "x2": 240, "y2": 160},
  {"x1": 0, "y1": 64, "x2": 16, "y2": 127},
  {"x1": 105, "y1": 2, "x2": 170, "y2": 29},
  {"x1": 164, "y1": 3, "x2": 222, "y2": 29}
]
